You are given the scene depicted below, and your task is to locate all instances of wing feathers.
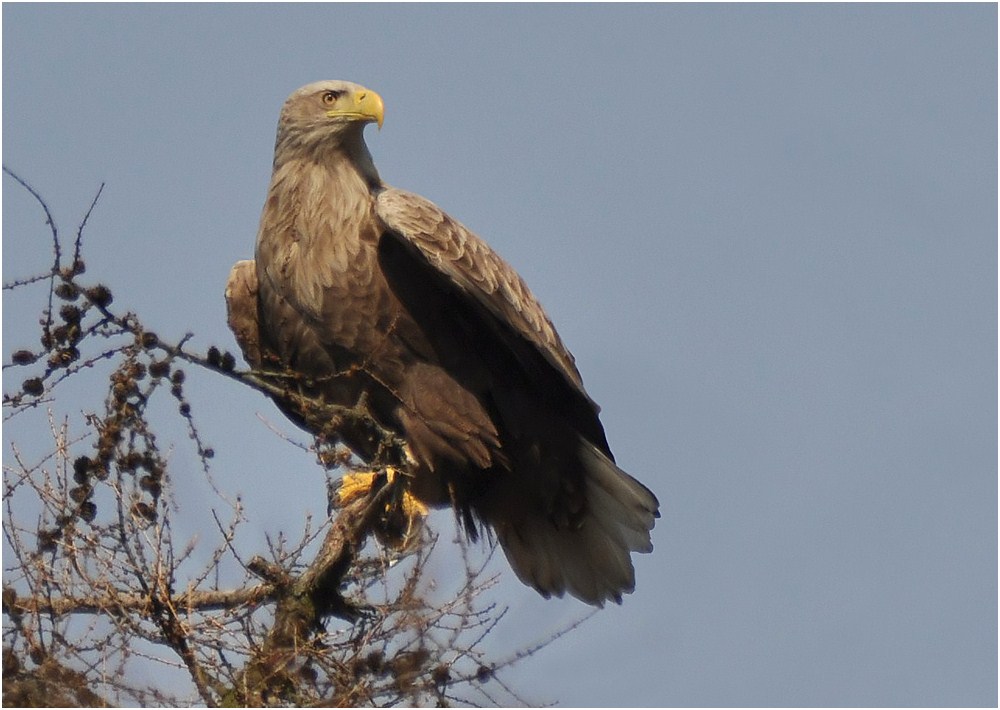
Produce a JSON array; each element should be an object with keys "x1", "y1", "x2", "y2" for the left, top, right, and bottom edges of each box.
[
  {"x1": 375, "y1": 187, "x2": 585, "y2": 391},
  {"x1": 375, "y1": 187, "x2": 615, "y2": 456}
]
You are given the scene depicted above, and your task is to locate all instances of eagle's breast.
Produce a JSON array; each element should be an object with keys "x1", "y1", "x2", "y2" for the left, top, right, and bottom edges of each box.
[{"x1": 256, "y1": 156, "x2": 397, "y2": 372}]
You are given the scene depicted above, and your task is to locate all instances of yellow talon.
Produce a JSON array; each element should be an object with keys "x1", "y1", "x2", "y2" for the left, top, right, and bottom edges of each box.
[
  {"x1": 386, "y1": 467, "x2": 429, "y2": 518},
  {"x1": 335, "y1": 467, "x2": 428, "y2": 550},
  {"x1": 337, "y1": 471, "x2": 380, "y2": 506}
]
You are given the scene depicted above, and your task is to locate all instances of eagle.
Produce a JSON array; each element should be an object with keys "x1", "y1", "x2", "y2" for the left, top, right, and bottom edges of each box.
[{"x1": 226, "y1": 81, "x2": 659, "y2": 606}]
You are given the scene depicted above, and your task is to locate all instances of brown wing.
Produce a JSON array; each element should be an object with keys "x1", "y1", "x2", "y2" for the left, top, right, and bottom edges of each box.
[
  {"x1": 374, "y1": 187, "x2": 612, "y2": 456},
  {"x1": 225, "y1": 260, "x2": 263, "y2": 369},
  {"x1": 375, "y1": 189, "x2": 585, "y2": 386}
]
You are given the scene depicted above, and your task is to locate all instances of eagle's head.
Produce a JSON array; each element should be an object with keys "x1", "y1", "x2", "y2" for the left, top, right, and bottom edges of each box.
[{"x1": 275, "y1": 80, "x2": 384, "y2": 160}]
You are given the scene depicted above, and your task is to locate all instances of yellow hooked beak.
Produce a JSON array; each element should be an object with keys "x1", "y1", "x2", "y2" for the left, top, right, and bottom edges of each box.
[{"x1": 327, "y1": 87, "x2": 384, "y2": 129}]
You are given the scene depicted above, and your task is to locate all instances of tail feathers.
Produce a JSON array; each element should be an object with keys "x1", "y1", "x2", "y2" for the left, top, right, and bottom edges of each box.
[{"x1": 496, "y1": 441, "x2": 660, "y2": 607}]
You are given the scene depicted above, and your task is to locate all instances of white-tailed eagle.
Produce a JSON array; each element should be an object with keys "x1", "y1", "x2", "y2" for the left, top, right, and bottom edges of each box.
[{"x1": 226, "y1": 81, "x2": 659, "y2": 606}]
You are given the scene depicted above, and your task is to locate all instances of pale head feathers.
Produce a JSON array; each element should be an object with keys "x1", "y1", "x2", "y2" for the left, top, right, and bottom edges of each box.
[{"x1": 273, "y1": 80, "x2": 383, "y2": 182}]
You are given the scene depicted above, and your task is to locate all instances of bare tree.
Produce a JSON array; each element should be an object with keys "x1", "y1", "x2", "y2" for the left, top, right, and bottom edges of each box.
[{"x1": 2, "y1": 169, "x2": 587, "y2": 707}]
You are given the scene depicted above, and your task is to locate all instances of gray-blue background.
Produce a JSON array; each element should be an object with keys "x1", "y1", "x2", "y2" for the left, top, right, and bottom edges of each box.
[{"x1": 3, "y1": 4, "x2": 996, "y2": 706}]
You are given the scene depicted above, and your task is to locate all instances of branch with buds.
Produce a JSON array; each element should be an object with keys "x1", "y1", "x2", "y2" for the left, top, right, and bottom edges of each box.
[{"x1": 3, "y1": 169, "x2": 574, "y2": 707}]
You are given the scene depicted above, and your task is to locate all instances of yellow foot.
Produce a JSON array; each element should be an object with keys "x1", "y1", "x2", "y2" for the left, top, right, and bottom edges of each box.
[
  {"x1": 337, "y1": 470, "x2": 381, "y2": 507},
  {"x1": 336, "y1": 467, "x2": 428, "y2": 550}
]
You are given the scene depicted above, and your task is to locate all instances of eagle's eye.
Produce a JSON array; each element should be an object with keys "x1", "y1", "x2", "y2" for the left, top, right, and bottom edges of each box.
[{"x1": 321, "y1": 90, "x2": 342, "y2": 106}]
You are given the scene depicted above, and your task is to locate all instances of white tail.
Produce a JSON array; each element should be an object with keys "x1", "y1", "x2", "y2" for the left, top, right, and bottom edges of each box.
[{"x1": 495, "y1": 439, "x2": 659, "y2": 606}]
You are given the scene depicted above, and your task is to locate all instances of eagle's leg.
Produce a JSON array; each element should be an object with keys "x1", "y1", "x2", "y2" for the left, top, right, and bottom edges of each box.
[{"x1": 334, "y1": 467, "x2": 428, "y2": 550}]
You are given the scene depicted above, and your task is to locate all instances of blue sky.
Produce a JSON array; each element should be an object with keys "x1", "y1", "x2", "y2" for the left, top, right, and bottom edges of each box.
[{"x1": 3, "y1": 4, "x2": 996, "y2": 706}]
